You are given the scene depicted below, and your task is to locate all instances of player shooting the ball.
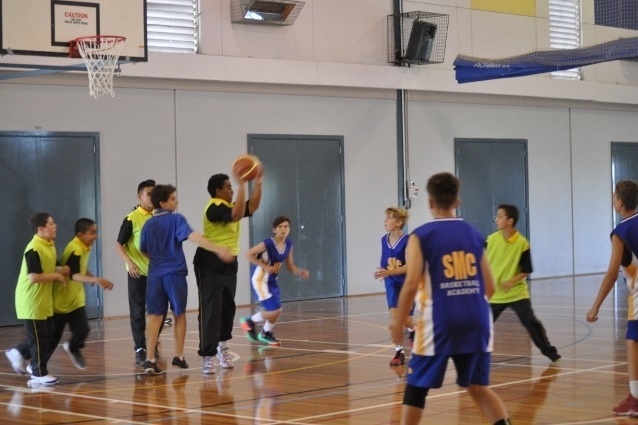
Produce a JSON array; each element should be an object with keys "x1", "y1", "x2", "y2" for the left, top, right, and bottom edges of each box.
[
  {"x1": 241, "y1": 215, "x2": 310, "y2": 346},
  {"x1": 194, "y1": 154, "x2": 264, "y2": 374}
]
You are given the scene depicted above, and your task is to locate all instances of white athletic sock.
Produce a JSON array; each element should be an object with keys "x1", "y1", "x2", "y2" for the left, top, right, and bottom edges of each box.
[
  {"x1": 263, "y1": 320, "x2": 274, "y2": 332},
  {"x1": 395, "y1": 345, "x2": 403, "y2": 352},
  {"x1": 630, "y1": 380, "x2": 638, "y2": 398},
  {"x1": 218, "y1": 340, "x2": 228, "y2": 350},
  {"x1": 251, "y1": 312, "x2": 264, "y2": 323}
]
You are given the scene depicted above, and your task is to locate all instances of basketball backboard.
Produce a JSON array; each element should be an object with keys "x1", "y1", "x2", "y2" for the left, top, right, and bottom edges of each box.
[{"x1": 1, "y1": 0, "x2": 147, "y2": 62}]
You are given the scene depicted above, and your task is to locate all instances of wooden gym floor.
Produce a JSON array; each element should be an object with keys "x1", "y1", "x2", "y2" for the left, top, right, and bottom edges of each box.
[{"x1": 0, "y1": 273, "x2": 635, "y2": 424}]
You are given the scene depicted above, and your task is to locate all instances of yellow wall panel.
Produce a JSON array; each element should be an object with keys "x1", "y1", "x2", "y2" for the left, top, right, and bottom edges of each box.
[{"x1": 471, "y1": 0, "x2": 536, "y2": 17}]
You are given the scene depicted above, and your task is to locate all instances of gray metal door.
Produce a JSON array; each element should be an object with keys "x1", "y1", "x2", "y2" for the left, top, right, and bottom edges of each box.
[
  {"x1": 611, "y1": 142, "x2": 638, "y2": 227},
  {"x1": 248, "y1": 135, "x2": 346, "y2": 301},
  {"x1": 455, "y1": 139, "x2": 529, "y2": 239},
  {"x1": 0, "y1": 132, "x2": 101, "y2": 326}
]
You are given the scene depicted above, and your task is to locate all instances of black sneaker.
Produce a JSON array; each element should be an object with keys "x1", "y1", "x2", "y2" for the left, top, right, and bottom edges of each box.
[
  {"x1": 143, "y1": 360, "x2": 163, "y2": 375},
  {"x1": 549, "y1": 353, "x2": 562, "y2": 365},
  {"x1": 257, "y1": 331, "x2": 281, "y2": 346},
  {"x1": 172, "y1": 356, "x2": 189, "y2": 369},
  {"x1": 240, "y1": 316, "x2": 258, "y2": 342},
  {"x1": 135, "y1": 349, "x2": 146, "y2": 367},
  {"x1": 63, "y1": 342, "x2": 86, "y2": 370},
  {"x1": 390, "y1": 350, "x2": 405, "y2": 366}
]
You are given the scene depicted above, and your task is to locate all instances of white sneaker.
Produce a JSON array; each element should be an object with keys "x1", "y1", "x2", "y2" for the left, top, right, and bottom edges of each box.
[
  {"x1": 28, "y1": 374, "x2": 58, "y2": 386},
  {"x1": 202, "y1": 356, "x2": 215, "y2": 374},
  {"x1": 216, "y1": 347, "x2": 234, "y2": 369},
  {"x1": 27, "y1": 363, "x2": 57, "y2": 384},
  {"x1": 5, "y1": 349, "x2": 27, "y2": 375}
]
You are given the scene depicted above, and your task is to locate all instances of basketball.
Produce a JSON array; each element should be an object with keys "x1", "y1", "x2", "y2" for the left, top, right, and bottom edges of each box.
[{"x1": 232, "y1": 154, "x2": 261, "y2": 181}]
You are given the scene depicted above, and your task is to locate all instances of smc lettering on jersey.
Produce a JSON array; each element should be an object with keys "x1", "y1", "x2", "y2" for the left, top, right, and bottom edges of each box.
[
  {"x1": 387, "y1": 257, "x2": 403, "y2": 270},
  {"x1": 442, "y1": 250, "x2": 477, "y2": 280}
]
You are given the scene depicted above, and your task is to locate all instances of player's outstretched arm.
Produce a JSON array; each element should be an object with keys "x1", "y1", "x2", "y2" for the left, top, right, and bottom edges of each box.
[
  {"x1": 285, "y1": 249, "x2": 309, "y2": 279},
  {"x1": 70, "y1": 272, "x2": 114, "y2": 290},
  {"x1": 29, "y1": 272, "x2": 67, "y2": 284},
  {"x1": 247, "y1": 168, "x2": 264, "y2": 215},
  {"x1": 390, "y1": 234, "x2": 422, "y2": 344},
  {"x1": 587, "y1": 234, "x2": 624, "y2": 322},
  {"x1": 246, "y1": 241, "x2": 274, "y2": 271},
  {"x1": 480, "y1": 252, "x2": 495, "y2": 300},
  {"x1": 188, "y1": 232, "x2": 233, "y2": 263}
]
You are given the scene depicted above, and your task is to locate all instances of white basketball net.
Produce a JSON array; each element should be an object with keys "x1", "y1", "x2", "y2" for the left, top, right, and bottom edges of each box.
[{"x1": 75, "y1": 36, "x2": 126, "y2": 99}]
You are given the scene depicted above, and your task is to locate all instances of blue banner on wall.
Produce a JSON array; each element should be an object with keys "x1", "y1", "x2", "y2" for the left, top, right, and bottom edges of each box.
[{"x1": 454, "y1": 37, "x2": 638, "y2": 84}]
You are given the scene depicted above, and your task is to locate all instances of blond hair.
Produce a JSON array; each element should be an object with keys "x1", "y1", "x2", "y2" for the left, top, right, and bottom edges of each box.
[{"x1": 385, "y1": 207, "x2": 409, "y2": 229}]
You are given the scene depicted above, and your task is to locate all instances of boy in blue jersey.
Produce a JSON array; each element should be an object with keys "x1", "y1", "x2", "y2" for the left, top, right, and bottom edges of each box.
[
  {"x1": 241, "y1": 215, "x2": 309, "y2": 346},
  {"x1": 390, "y1": 172, "x2": 511, "y2": 425},
  {"x1": 587, "y1": 180, "x2": 638, "y2": 416},
  {"x1": 374, "y1": 207, "x2": 414, "y2": 366},
  {"x1": 140, "y1": 184, "x2": 233, "y2": 375},
  {"x1": 115, "y1": 179, "x2": 165, "y2": 366}
]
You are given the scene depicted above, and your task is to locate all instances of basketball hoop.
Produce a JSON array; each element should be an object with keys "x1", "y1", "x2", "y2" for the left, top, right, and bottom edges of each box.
[{"x1": 70, "y1": 35, "x2": 126, "y2": 98}]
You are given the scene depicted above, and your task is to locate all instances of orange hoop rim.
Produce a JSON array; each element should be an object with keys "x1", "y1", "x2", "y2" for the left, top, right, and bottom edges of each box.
[
  {"x1": 69, "y1": 35, "x2": 126, "y2": 58},
  {"x1": 72, "y1": 35, "x2": 127, "y2": 43}
]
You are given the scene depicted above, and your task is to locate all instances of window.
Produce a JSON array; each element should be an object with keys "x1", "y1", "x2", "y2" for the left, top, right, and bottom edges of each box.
[
  {"x1": 147, "y1": 0, "x2": 198, "y2": 54},
  {"x1": 549, "y1": 0, "x2": 582, "y2": 79}
]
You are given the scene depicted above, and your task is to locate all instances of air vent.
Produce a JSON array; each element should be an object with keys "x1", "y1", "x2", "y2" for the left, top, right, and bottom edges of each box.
[{"x1": 231, "y1": 0, "x2": 305, "y2": 26}]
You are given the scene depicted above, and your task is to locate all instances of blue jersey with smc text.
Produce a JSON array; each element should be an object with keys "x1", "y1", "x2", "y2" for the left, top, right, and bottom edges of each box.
[
  {"x1": 411, "y1": 218, "x2": 493, "y2": 356},
  {"x1": 380, "y1": 232, "x2": 408, "y2": 286}
]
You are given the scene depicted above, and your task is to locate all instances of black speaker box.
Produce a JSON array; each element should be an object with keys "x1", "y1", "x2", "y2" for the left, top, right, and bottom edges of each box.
[{"x1": 405, "y1": 20, "x2": 437, "y2": 62}]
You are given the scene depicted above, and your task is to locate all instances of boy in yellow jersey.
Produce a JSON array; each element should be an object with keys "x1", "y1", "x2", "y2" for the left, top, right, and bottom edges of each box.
[
  {"x1": 53, "y1": 218, "x2": 114, "y2": 369},
  {"x1": 486, "y1": 204, "x2": 560, "y2": 364},
  {"x1": 115, "y1": 179, "x2": 164, "y2": 366},
  {"x1": 5, "y1": 213, "x2": 68, "y2": 386},
  {"x1": 194, "y1": 169, "x2": 263, "y2": 374}
]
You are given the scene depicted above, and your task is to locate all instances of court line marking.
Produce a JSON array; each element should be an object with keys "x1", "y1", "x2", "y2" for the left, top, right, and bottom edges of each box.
[{"x1": 1, "y1": 301, "x2": 629, "y2": 423}]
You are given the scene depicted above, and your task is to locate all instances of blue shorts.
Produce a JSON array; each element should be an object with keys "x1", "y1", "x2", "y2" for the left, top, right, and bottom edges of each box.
[
  {"x1": 406, "y1": 352, "x2": 491, "y2": 389},
  {"x1": 627, "y1": 320, "x2": 638, "y2": 341},
  {"x1": 385, "y1": 280, "x2": 403, "y2": 309},
  {"x1": 146, "y1": 274, "x2": 188, "y2": 316},
  {"x1": 260, "y1": 284, "x2": 282, "y2": 311}
]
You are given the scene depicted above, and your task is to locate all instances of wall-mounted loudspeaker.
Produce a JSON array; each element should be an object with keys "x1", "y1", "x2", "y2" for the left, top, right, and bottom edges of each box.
[
  {"x1": 405, "y1": 21, "x2": 437, "y2": 62},
  {"x1": 387, "y1": 11, "x2": 449, "y2": 66}
]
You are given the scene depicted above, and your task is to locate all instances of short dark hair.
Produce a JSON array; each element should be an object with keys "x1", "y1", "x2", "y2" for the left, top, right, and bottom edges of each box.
[
  {"x1": 426, "y1": 172, "x2": 459, "y2": 209},
  {"x1": 30, "y1": 212, "x2": 51, "y2": 234},
  {"x1": 497, "y1": 204, "x2": 519, "y2": 226},
  {"x1": 75, "y1": 218, "x2": 96, "y2": 234},
  {"x1": 207, "y1": 174, "x2": 229, "y2": 197},
  {"x1": 137, "y1": 179, "x2": 155, "y2": 194},
  {"x1": 616, "y1": 180, "x2": 638, "y2": 210},
  {"x1": 272, "y1": 215, "x2": 290, "y2": 228},
  {"x1": 151, "y1": 184, "x2": 176, "y2": 209}
]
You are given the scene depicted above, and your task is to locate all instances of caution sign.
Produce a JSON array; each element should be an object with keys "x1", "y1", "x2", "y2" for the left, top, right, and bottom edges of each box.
[{"x1": 51, "y1": 1, "x2": 100, "y2": 46}]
